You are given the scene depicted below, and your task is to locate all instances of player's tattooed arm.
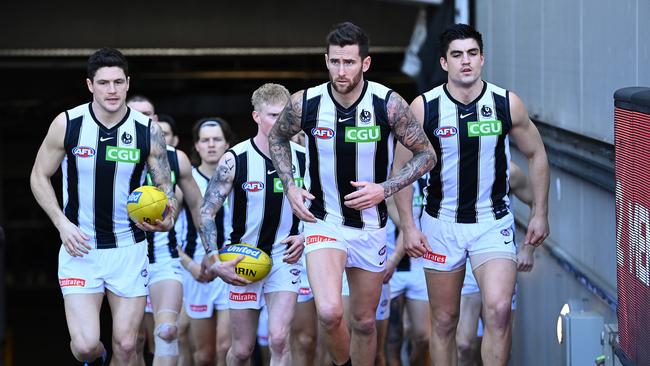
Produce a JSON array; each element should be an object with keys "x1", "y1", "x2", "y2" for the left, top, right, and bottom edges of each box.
[
  {"x1": 383, "y1": 92, "x2": 436, "y2": 198},
  {"x1": 199, "y1": 152, "x2": 236, "y2": 255},
  {"x1": 269, "y1": 90, "x2": 304, "y2": 190},
  {"x1": 148, "y1": 122, "x2": 178, "y2": 216}
]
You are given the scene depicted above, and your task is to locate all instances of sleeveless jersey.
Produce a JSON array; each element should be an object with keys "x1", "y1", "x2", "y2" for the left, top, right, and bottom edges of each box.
[
  {"x1": 301, "y1": 80, "x2": 395, "y2": 229},
  {"x1": 146, "y1": 145, "x2": 180, "y2": 263},
  {"x1": 183, "y1": 167, "x2": 231, "y2": 259},
  {"x1": 421, "y1": 81, "x2": 512, "y2": 224},
  {"x1": 62, "y1": 103, "x2": 150, "y2": 249},
  {"x1": 226, "y1": 139, "x2": 305, "y2": 257}
]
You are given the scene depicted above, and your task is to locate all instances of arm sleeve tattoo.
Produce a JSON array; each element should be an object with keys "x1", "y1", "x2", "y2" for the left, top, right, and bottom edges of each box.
[
  {"x1": 383, "y1": 92, "x2": 436, "y2": 198},
  {"x1": 268, "y1": 91, "x2": 304, "y2": 191},
  {"x1": 199, "y1": 153, "x2": 235, "y2": 254},
  {"x1": 148, "y1": 123, "x2": 178, "y2": 215}
]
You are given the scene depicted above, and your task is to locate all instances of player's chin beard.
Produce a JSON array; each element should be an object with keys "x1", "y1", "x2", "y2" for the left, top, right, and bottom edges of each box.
[{"x1": 331, "y1": 71, "x2": 362, "y2": 94}]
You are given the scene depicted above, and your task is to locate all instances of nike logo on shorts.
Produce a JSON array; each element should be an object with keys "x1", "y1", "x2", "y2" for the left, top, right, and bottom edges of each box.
[{"x1": 504, "y1": 240, "x2": 513, "y2": 245}]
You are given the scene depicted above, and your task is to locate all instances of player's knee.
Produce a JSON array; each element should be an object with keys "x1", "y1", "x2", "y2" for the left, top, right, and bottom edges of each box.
[
  {"x1": 484, "y1": 299, "x2": 512, "y2": 331},
  {"x1": 194, "y1": 348, "x2": 216, "y2": 365},
  {"x1": 154, "y1": 323, "x2": 179, "y2": 357},
  {"x1": 456, "y1": 337, "x2": 474, "y2": 358},
  {"x1": 216, "y1": 335, "x2": 231, "y2": 355},
  {"x1": 350, "y1": 316, "x2": 376, "y2": 336},
  {"x1": 113, "y1": 337, "x2": 138, "y2": 359},
  {"x1": 229, "y1": 342, "x2": 254, "y2": 361},
  {"x1": 268, "y1": 332, "x2": 289, "y2": 356},
  {"x1": 432, "y1": 310, "x2": 459, "y2": 337},
  {"x1": 71, "y1": 339, "x2": 101, "y2": 361},
  {"x1": 293, "y1": 330, "x2": 317, "y2": 350},
  {"x1": 317, "y1": 305, "x2": 344, "y2": 330},
  {"x1": 410, "y1": 329, "x2": 429, "y2": 350}
]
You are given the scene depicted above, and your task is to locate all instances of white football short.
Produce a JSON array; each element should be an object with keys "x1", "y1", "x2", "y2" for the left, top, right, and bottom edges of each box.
[
  {"x1": 297, "y1": 269, "x2": 314, "y2": 303},
  {"x1": 228, "y1": 255, "x2": 302, "y2": 310},
  {"x1": 420, "y1": 212, "x2": 517, "y2": 271},
  {"x1": 389, "y1": 259, "x2": 428, "y2": 301},
  {"x1": 58, "y1": 243, "x2": 149, "y2": 297},
  {"x1": 303, "y1": 219, "x2": 387, "y2": 272},
  {"x1": 182, "y1": 255, "x2": 229, "y2": 319}
]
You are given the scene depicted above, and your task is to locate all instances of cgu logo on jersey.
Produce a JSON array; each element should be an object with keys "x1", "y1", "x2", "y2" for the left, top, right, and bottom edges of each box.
[
  {"x1": 345, "y1": 126, "x2": 381, "y2": 143},
  {"x1": 467, "y1": 120, "x2": 502, "y2": 137},
  {"x1": 434, "y1": 126, "x2": 458, "y2": 138},
  {"x1": 242, "y1": 181, "x2": 265, "y2": 192},
  {"x1": 106, "y1": 146, "x2": 140, "y2": 163},
  {"x1": 312, "y1": 127, "x2": 335, "y2": 139},
  {"x1": 413, "y1": 194, "x2": 424, "y2": 207},
  {"x1": 273, "y1": 177, "x2": 304, "y2": 193},
  {"x1": 146, "y1": 171, "x2": 176, "y2": 186},
  {"x1": 72, "y1": 146, "x2": 96, "y2": 158}
]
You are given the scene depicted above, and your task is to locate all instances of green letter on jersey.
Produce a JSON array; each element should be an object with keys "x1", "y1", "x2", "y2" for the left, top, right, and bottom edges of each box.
[
  {"x1": 106, "y1": 146, "x2": 140, "y2": 163},
  {"x1": 274, "y1": 177, "x2": 304, "y2": 193},
  {"x1": 345, "y1": 126, "x2": 381, "y2": 143},
  {"x1": 467, "y1": 120, "x2": 502, "y2": 137}
]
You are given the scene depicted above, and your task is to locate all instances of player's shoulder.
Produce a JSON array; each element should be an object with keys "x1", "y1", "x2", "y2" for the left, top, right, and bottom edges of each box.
[
  {"x1": 128, "y1": 107, "x2": 153, "y2": 127},
  {"x1": 229, "y1": 138, "x2": 252, "y2": 156},
  {"x1": 421, "y1": 84, "x2": 445, "y2": 102},
  {"x1": 304, "y1": 81, "x2": 329, "y2": 99},
  {"x1": 367, "y1": 80, "x2": 393, "y2": 99}
]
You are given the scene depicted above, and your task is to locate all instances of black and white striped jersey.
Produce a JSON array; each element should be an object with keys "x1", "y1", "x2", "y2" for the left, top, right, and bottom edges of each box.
[
  {"x1": 421, "y1": 81, "x2": 512, "y2": 224},
  {"x1": 182, "y1": 167, "x2": 231, "y2": 259},
  {"x1": 146, "y1": 145, "x2": 180, "y2": 263},
  {"x1": 226, "y1": 139, "x2": 305, "y2": 257},
  {"x1": 301, "y1": 80, "x2": 395, "y2": 229},
  {"x1": 62, "y1": 103, "x2": 150, "y2": 249}
]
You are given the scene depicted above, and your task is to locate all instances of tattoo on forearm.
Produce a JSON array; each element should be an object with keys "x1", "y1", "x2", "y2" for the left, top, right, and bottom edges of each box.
[
  {"x1": 149, "y1": 123, "x2": 178, "y2": 215},
  {"x1": 269, "y1": 91, "x2": 304, "y2": 190},
  {"x1": 383, "y1": 93, "x2": 437, "y2": 198},
  {"x1": 199, "y1": 155, "x2": 235, "y2": 253}
]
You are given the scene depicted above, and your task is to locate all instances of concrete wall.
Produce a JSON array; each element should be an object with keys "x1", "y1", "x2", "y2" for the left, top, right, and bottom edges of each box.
[{"x1": 476, "y1": 0, "x2": 650, "y2": 143}]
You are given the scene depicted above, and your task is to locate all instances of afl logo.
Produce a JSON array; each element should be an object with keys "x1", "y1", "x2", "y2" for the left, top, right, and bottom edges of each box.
[
  {"x1": 311, "y1": 127, "x2": 335, "y2": 139},
  {"x1": 72, "y1": 146, "x2": 96, "y2": 158},
  {"x1": 434, "y1": 126, "x2": 458, "y2": 138},
  {"x1": 242, "y1": 181, "x2": 265, "y2": 192}
]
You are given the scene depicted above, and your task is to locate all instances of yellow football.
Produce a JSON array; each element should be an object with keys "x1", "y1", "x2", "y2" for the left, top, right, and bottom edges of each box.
[
  {"x1": 126, "y1": 186, "x2": 169, "y2": 224},
  {"x1": 219, "y1": 243, "x2": 272, "y2": 282}
]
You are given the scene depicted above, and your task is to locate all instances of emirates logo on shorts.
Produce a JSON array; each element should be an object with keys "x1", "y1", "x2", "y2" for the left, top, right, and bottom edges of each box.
[
  {"x1": 189, "y1": 304, "x2": 208, "y2": 312},
  {"x1": 230, "y1": 292, "x2": 257, "y2": 302},
  {"x1": 299, "y1": 287, "x2": 312, "y2": 295},
  {"x1": 59, "y1": 278, "x2": 86, "y2": 287},
  {"x1": 423, "y1": 252, "x2": 447, "y2": 263},
  {"x1": 306, "y1": 235, "x2": 337, "y2": 245}
]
